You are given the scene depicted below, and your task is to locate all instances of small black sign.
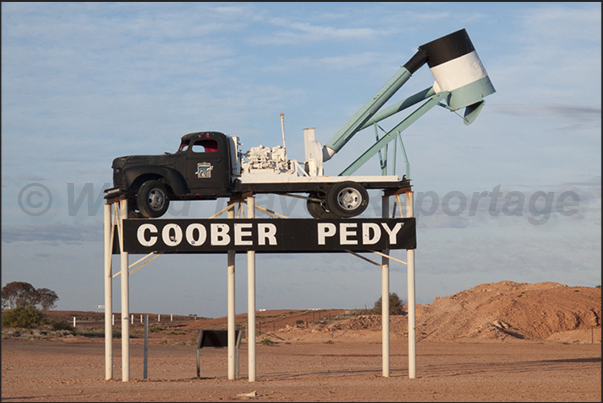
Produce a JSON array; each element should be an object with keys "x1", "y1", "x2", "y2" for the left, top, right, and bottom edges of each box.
[
  {"x1": 121, "y1": 218, "x2": 416, "y2": 254},
  {"x1": 197, "y1": 329, "x2": 240, "y2": 349}
]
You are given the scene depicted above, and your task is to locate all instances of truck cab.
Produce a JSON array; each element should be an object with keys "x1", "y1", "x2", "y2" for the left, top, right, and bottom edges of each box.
[
  {"x1": 109, "y1": 131, "x2": 238, "y2": 218},
  {"x1": 178, "y1": 132, "x2": 237, "y2": 192}
]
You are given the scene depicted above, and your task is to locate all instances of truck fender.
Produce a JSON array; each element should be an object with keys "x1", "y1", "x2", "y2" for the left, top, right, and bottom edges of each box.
[{"x1": 125, "y1": 165, "x2": 189, "y2": 195}]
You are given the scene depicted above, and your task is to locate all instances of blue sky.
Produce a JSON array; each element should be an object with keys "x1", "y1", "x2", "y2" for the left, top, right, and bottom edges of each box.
[{"x1": 2, "y1": 2, "x2": 600, "y2": 318}]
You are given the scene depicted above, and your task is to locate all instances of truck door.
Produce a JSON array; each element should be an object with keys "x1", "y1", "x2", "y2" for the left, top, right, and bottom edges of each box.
[{"x1": 185, "y1": 133, "x2": 231, "y2": 192}]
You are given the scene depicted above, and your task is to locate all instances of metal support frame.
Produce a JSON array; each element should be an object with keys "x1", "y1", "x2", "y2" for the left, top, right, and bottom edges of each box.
[
  {"x1": 103, "y1": 204, "x2": 113, "y2": 380},
  {"x1": 386, "y1": 189, "x2": 416, "y2": 379},
  {"x1": 369, "y1": 123, "x2": 412, "y2": 179},
  {"x1": 104, "y1": 199, "x2": 162, "y2": 382},
  {"x1": 345, "y1": 188, "x2": 416, "y2": 379},
  {"x1": 103, "y1": 200, "x2": 130, "y2": 381},
  {"x1": 104, "y1": 199, "x2": 132, "y2": 382},
  {"x1": 406, "y1": 190, "x2": 416, "y2": 379},
  {"x1": 119, "y1": 200, "x2": 130, "y2": 382},
  {"x1": 247, "y1": 195, "x2": 257, "y2": 382},
  {"x1": 217, "y1": 197, "x2": 257, "y2": 382},
  {"x1": 227, "y1": 201, "x2": 236, "y2": 380},
  {"x1": 381, "y1": 194, "x2": 390, "y2": 377},
  {"x1": 104, "y1": 189, "x2": 416, "y2": 381},
  {"x1": 340, "y1": 92, "x2": 448, "y2": 176}
]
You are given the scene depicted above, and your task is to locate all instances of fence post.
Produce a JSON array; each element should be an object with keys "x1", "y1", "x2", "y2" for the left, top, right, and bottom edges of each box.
[{"x1": 144, "y1": 315, "x2": 149, "y2": 379}]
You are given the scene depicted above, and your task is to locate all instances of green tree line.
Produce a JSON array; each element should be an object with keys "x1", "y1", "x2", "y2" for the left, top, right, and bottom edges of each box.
[{"x1": 1, "y1": 281, "x2": 59, "y2": 310}]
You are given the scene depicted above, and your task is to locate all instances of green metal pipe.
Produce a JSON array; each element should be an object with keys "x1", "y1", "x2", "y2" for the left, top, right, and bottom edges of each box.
[
  {"x1": 374, "y1": 123, "x2": 387, "y2": 175},
  {"x1": 339, "y1": 92, "x2": 448, "y2": 176},
  {"x1": 324, "y1": 66, "x2": 414, "y2": 159},
  {"x1": 399, "y1": 134, "x2": 410, "y2": 179},
  {"x1": 358, "y1": 86, "x2": 436, "y2": 131}
]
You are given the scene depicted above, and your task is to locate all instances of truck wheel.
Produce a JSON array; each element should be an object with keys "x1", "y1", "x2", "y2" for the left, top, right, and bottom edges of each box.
[
  {"x1": 137, "y1": 180, "x2": 169, "y2": 218},
  {"x1": 326, "y1": 182, "x2": 369, "y2": 218},
  {"x1": 306, "y1": 194, "x2": 338, "y2": 219}
]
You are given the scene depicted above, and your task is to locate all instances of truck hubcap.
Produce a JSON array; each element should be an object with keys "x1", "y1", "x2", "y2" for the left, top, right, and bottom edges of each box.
[
  {"x1": 337, "y1": 188, "x2": 362, "y2": 211},
  {"x1": 147, "y1": 188, "x2": 166, "y2": 210}
]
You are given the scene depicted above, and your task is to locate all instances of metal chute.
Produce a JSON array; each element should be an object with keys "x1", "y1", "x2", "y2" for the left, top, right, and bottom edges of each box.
[{"x1": 313, "y1": 28, "x2": 495, "y2": 176}]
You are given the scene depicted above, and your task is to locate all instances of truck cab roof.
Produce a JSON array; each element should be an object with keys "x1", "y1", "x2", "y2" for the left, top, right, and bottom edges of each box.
[
  {"x1": 177, "y1": 131, "x2": 230, "y2": 154},
  {"x1": 180, "y1": 131, "x2": 227, "y2": 142}
]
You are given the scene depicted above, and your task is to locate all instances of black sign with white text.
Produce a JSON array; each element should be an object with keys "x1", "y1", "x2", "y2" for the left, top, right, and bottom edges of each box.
[{"x1": 121, "y1": 218, "x2": 416, "y2": 254}]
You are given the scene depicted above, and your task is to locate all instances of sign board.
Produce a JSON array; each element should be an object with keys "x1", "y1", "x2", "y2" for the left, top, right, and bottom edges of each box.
[
  {"x1": 121, "y1": 218, "x2": 416, "y2": 254},
  {"x1": 197, "y1": 329, "x2": 241, "y2": 349}
]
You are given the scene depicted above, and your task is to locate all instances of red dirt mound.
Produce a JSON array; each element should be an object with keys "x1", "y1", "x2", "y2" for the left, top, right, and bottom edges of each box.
[{"x1": 334, "y1": 281, "x2": 601, "y2": 343}]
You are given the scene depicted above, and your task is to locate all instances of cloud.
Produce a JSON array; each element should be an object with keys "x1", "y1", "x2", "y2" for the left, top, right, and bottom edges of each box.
[
  {"x1": 262, "y1": 52, "x2": 391, "y2": 75},
  {"x1": 492, "y1": 104, "x2": 601, "y2": 123},
  {"x1": 10, "y1": 175, "x2": 49, "y2": 182},
  {"x1": 561, "y1": 176, "x2": 602, "y2": 188},
  {"x1": 248, "y1": 17, "x2": 392, "y2": 45},
  {"x1": 2, "y1": 221, "x2": 103, "y2": 244},
  {"x1": 518, "y1": 4, "x2": 601, "y2": 43}
]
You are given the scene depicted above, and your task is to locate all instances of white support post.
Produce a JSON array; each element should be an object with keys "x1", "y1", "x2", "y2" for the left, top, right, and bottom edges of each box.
[
  {"x1": 227, "y1": 202, "x2": 236, "y2": 380},
  {"x1": 119, "y1": 199, "x2": 130, "y2": 382},
  {"x1": 406, "y1": 191, "x2": 416, "y2": 379},
  {"x1": 247, "y1": 195, "x2": 256, "y2": 382},
  {"x1": 381, "y1": 194, "x2": 390, "y2": 377},
  {"x1": 104, "y1": 203, "x2": 113, "y2": 380}
]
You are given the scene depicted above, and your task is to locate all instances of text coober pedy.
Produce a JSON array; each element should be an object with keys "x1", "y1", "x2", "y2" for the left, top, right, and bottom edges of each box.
[{"x1": 122, "y1": 218, "x2": 416, "y2": 254}]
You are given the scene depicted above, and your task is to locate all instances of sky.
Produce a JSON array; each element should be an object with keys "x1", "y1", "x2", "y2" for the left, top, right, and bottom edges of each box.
[{"x1": 2, "y1": 2, "x2": 601, "y2": 318}]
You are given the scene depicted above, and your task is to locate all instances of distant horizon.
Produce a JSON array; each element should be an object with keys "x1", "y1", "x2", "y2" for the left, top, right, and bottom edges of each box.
[{"x1": 8, "y1": 280, "x2": 600, "y2": 319}]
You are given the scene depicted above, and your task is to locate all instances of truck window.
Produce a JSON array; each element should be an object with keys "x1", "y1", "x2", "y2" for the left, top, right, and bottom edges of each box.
[
  {"x1": 177, "y1": 140, "x2": 190, "y2": 153},
  {"x1": 191, "y1": 139, "x2": 218, "y2": 153}
]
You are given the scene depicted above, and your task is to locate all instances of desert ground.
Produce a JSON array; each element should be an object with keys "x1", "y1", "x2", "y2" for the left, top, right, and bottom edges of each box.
[{"x1": 2, "y1": 281, "x2": 601, "y2": 402}]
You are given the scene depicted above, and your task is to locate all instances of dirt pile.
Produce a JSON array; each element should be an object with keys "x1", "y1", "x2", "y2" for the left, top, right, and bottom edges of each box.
[
  {"x1": 333, "y1": 281, "x2": 601, "y2": 342},
  {"x1": 3, "y1": 281, "x2": 600, "y2": 344}
]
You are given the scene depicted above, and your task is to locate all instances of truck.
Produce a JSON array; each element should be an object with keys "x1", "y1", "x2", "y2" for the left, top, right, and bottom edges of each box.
[{"x1": 105, "y1": 29, "x2": 495, "y2": 219}]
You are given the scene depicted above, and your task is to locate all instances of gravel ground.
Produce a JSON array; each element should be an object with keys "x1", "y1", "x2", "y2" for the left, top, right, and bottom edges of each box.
[{"x1": 2, "y1": 337, "x2": 601, "y2": 402}]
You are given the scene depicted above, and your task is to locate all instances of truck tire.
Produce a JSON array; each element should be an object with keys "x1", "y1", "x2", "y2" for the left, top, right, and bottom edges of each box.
[
  {"x1": 136, "y1": 180, "x2": 169, "y2": 218},
  {"x1": 326, "y1": 182, "x2": 369, "y2": 218},
  {"x1": 306, "y1": 193, "x2": 338, "y2": 219}
]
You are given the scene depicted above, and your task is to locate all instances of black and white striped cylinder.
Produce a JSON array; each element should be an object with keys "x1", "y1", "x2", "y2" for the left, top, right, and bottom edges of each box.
[{"x1": 419, "y1": 29, "x2": 496, "y2": 111}]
